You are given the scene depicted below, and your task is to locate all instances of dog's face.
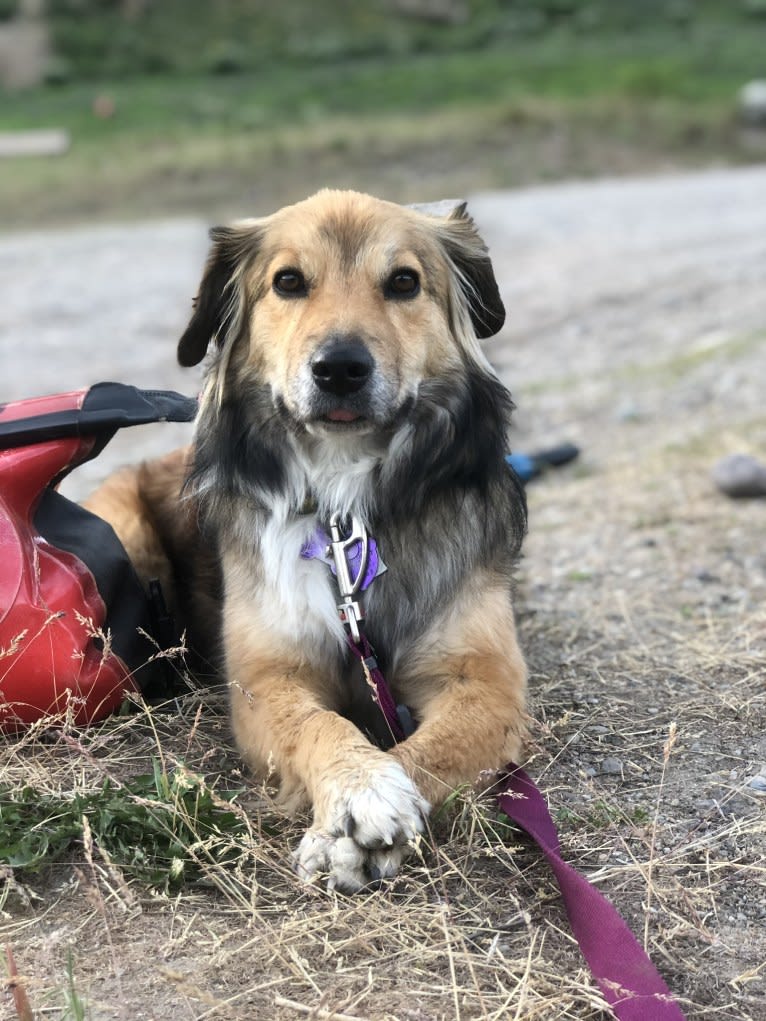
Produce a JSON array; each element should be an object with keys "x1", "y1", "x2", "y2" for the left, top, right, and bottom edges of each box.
[
  {"x1": 178, "y1": 191, "x2": 505, "y2": 440},
  {"x1": 241, "y1": 198, "x2": 468, "y2": 437}
]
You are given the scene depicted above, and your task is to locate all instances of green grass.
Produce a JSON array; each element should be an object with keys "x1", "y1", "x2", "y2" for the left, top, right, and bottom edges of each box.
[
  {"x1": 31, "y1": 1, "x2": 766, "y2": 85},
  {"x1": 62, "y1": 954, "x2": 89, "y2": 1021},
  {"x1": 6, "y1": 17, "x2": 766, "y2": 139},
  {"x1": 1, "y1": 6, "x2": 765, "y2": 225},
  {"x1": 0, "y1": 759, "x2": 251, "y2": 890}
]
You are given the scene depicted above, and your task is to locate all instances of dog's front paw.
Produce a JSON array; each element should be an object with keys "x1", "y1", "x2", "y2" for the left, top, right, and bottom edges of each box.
[{"x1": 294, "y1": 760, "x2": 429, "y2": 893}]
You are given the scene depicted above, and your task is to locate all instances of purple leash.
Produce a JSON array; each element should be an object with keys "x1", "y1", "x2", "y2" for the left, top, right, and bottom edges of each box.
[
  {"x1": 301, "y1": 517, "x2": 411, "y2": 743},
  {"x1": 498, "y1": 766, "x2": 686, "y2": 1020},
  {"x1": 304, "y1": 517, "x2": 686, "y2": 1018},
  {"x1": 345, "y1": 631, "x2": 406, "y2": 744},
  {"x1": 351, "y1": 646, "x2": 687, "y2": 1018}
]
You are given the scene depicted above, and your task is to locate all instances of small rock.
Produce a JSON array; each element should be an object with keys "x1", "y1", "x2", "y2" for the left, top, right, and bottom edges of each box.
[
  {"x1": 711, "y1": 453, "x2": 766, "y2": 498},
  {"x1": 92, "y1": 93, "x2": 116, "y2": 119},
  {"x1": 694, "y1": 568, "x2": 719, "y2": 583},
  {"x1": 748, "y1": 772, "x2": 766, "y2": 793},
  {"x1": 615, "y1": 400, "x2": 644, "y2": 423},
  {"x1": 601, "y1": 757, "x2": 623, "y2": 776}
]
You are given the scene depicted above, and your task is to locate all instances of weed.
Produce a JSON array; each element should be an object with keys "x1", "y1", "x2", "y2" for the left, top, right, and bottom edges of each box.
[
  {"x1": 62, "y1": 952, "x2": 88, "y2": 1021},
  {"x1": 567, "y1": 570, "x2": 593, "y2": 582},
  {"x1": 0, "y1": 760, "x2": 249, "y2": 890}
]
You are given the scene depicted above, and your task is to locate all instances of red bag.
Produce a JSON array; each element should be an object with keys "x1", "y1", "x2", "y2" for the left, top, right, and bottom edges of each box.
[{"x1": 0, "y1": 383, "x2": 196, "y2": 730}]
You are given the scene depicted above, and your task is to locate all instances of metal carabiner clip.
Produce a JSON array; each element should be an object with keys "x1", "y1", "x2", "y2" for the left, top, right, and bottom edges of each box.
[{"x1": 327, "y1": 512, "x2": 370, "y2": 642}]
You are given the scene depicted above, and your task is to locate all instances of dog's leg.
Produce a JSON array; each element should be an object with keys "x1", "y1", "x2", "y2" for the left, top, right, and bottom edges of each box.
[
  {"x1": 223, "y1": 593, "x2": 429, "y2": 893},
  {"x1": 389, "y1": 581, "x2": 528, "y2": 808}
]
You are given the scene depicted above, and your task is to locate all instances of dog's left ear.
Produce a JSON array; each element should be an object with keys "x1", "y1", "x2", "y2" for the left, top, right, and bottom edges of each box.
[
  {"x1": 178, "y1": 224, "x2": 263, "y2": 367},
  {"x1": 178, "y1": 228, "x2": 236, "y2": 367},
  {"x1": 411, "y1": 200, "x2": 505, "y2": 339}
]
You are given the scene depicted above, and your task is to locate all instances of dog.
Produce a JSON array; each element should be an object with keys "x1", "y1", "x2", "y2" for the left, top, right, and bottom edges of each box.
[{"x1": 85, "y1": 190, "x2": 529, "y2": 892}]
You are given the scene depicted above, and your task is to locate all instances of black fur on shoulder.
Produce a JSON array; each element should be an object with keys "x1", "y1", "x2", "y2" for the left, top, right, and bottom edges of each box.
[
  {"x1": 378, "y1": 360, "x2": 527, "y2": 552},
  {"x1": 366, "y1": 362, "x2": 527, "y2": 666},
  {"x1": 188, "y1": 356, "x2": 526, "y2": 565},
  {"x1": 186, "y1": 380, "x2": 290, "y2": 516}
]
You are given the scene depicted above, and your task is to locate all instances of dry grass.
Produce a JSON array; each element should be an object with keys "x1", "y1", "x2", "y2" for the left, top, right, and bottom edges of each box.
[
  {"x1": 3, "y1": 443, "x2": 763, "y2": 1019},
  {"x1": 3, "y1": 97, "x2": 764, "y2": 231},
  {"x1": 0, "y1": 688, "x2": 617, "y2": 1020}
]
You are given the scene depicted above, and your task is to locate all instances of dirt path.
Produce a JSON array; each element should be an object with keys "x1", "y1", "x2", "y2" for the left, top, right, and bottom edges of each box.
[
  {"x1": 1, "y1": 167, "x2": 765, "y2": 1019},
  {"x1": 3, "y1": 167, "x2": 765, "y2": 491}
]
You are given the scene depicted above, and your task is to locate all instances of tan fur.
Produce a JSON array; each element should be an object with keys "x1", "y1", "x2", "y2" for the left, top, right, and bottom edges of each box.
[
  {"x1": 243, "y1": 195, "x2": 465, "y2": 385},
  {"x1": 83, "y1": 450, "x2": 188, "y2": 607},
  {"x1": 84, "y1": 448, "x2": 221, "y2": 662},
  {"x1": 86, "y1": 190, "x2": 528, "y2": 891},
  {"x1": 390, "y1": 576, "x2": 527, "y2": 806}
]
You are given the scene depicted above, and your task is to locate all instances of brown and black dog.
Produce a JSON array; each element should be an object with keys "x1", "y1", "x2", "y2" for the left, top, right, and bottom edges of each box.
[{"x1": 86, "y1": 190, "x2": 528, "y2": 892}]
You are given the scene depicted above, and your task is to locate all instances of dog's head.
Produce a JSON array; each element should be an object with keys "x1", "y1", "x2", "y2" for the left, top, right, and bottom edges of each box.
[
  {"x1": 179, "y1": 191, "x2": 505, "y2": 434},
  {"x1": 181, "y1": 191, "x2": 519, "y2": 520}
]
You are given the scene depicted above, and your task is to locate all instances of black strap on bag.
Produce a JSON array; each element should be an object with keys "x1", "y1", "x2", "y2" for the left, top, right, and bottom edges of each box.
[{"x1": 0, "y1": 381, "x2": 197, "y2": 451}]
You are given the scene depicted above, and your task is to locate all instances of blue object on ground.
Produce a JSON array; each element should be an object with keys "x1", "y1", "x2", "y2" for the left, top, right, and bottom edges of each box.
[
  {"x1": 506, "y1": 443, "x2": 580, "y2": 483},
  {"x1": 506, "y1": 453, "x2": 537, "y2": 481}
]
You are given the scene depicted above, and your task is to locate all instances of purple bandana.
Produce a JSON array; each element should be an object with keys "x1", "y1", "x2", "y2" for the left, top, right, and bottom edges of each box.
[{"x1": 300, "y1": 527, "x2": 385, "y2": 591}]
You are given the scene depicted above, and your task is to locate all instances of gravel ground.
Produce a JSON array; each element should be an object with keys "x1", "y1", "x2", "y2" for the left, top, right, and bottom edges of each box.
[
  {"x1": 2, "y1": 167, "x2": 766, "y2": 491},
  {"x1": 1, "y1": 166, "x2": 765, "y2": 1019},
  {"x1": 2, "y1": 166, "x2": 766, "y2": 483}
]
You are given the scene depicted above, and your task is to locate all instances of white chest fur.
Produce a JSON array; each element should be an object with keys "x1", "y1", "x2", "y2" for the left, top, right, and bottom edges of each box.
[{"x1": 256, "y1": 510, "x2": 345, "y2": 654}]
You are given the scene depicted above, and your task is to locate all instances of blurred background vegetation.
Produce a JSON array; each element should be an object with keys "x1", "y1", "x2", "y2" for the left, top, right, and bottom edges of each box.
[{"x1": 1, "y1": 0, "x2": 765, "y2": 226}]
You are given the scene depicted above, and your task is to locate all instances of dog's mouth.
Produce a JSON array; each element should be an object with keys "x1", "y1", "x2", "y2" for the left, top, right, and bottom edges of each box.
[
  {"x1": 301, "y1": 393, "x2": 416, "y2": 435},
  {"x1": 315, "y1": 407, "x2": 370, "y2": 432},
  {"x1": 324, "y1": 408, "x2": 364, "y2": 424},
  {"x1": 282, "y1": 381, "x2": 414, "y2": 436}
]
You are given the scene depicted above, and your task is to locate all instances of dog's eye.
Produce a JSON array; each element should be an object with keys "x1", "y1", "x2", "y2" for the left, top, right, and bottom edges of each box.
[
  {"x1": 273, "y1": 269, "x2": 308, "y2": 297},
  {"x1": 385, "y1": 269, "x2": 420, "y2": 299}
]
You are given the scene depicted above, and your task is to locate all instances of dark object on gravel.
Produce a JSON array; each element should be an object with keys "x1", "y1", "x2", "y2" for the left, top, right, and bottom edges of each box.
[
  {"x1": 507, "y1": 443, "x2": 580, "y2": 483},
  {"x1": 711, "y1": 453, "x2": 766, "y2": 498}
]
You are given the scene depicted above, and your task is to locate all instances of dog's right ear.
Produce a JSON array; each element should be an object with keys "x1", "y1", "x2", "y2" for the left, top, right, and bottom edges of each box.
[
  {"x1": 409, "y1": 200, "x2": 505, "y2": 340},
  {"x1": 178, "y1": 225, "x2": 260, "y2": 368}
]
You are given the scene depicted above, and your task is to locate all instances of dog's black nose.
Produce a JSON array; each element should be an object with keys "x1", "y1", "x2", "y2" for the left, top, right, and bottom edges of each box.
[{"x1": 311, "y1": 341, "x2": 374, "y2": 396}]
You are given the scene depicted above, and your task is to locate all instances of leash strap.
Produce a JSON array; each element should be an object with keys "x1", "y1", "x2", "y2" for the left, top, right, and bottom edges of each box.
[
  {"x1": 315, "y1": 518, "x2": 685, "y2": 1015},
  {"x1": 498, "y1": 766, "x2": 687, "y2": 1020},
  {"x1": 353, "y1": 654, "x2": 686, "y2": 1017},
  {"x1": 345, "y1": 632, "x2": 407, "y2": 744}
]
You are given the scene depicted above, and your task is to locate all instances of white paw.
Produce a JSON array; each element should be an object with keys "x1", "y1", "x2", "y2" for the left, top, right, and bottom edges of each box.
[{"x1": 294, "y1": 760, "x2": 429, "y2": 893}]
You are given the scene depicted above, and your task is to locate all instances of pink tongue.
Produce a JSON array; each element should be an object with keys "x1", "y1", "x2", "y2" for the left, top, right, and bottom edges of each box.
[{"x1": 327, "y1": 409, "x2": 360, "y2": 423}]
